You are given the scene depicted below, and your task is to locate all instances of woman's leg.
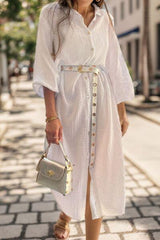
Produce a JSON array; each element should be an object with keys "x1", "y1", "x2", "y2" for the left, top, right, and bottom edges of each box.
[{"x1": 85, "y1": 168, "x2": 103, "y2": 240}]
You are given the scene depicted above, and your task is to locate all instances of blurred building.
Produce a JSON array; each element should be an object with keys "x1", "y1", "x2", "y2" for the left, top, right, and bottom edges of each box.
[{"x1": 108, "y1": 0, "x2": 160, "y2": 81}]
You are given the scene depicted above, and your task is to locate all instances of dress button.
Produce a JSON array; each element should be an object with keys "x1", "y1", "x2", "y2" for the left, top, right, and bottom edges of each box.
[
  {"x1": 92, "y1": 143, "x2": 95, "y2": 146},
  {"x1": 91, "y1": 153, "x2": 94, "y2": 156},
  {"x1": 92, "y1": 133, "x2": 95, "y2": 136},
  {"x1": 93, "y1": 93, "x2": 96, "y2": 96},
  {"x1": 93, "y1": 103, "x2": 96, "y2": 106},
  {"x1": 92, "y1": 123, "x2": 96, "y2": 126},
  {"x1": 88, "y1": 31, "x2": 91, "y2": 34},
  {"x1": 91, "y1": 47, "x2": 94, "y2": 51},
  {"x1": 92, "y1": 113, "x2": 96, "y2": 116}
]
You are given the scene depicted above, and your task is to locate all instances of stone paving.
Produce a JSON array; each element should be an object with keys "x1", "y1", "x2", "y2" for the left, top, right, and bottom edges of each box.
[{"x1": 0, "y1": 77, "x2": 160, "y2": 240}]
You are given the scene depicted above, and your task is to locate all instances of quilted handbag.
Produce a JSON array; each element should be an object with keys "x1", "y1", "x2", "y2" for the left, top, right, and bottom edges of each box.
[{"x1": 36, "y1": 136, "x2": 73, "y2": 196}]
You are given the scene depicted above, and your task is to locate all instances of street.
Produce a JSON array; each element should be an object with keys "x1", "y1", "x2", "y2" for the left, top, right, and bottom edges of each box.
[{"x1": 0, "y1": 76, "x2": 160, "y2": 240}]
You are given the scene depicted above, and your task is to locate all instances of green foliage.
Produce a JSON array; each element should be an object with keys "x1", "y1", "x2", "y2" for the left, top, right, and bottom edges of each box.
[
  {"x1": 0, "y1": 0, "x2": 54, "y2": 62},
  {"x1": 0, "y1": 21, "x2": 36, "y2": 61},
  {"x1": 0, "y1": 0, "x2": 22, "y2": 21}
]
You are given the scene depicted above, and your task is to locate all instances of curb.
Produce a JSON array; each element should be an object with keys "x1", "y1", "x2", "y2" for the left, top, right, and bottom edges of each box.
[
  {"x1": 125, "y1": 99, "x2": 160, "y2": 109},
  {"x1": 126, "y1": 105, "x2": 160, "y2": 126}
]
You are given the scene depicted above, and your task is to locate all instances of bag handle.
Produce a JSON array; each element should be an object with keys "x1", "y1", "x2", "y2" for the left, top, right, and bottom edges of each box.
[
  {"x1": 103, "y1": 2, "x2": 114, "y2": 28},
  {"x1": 44, "y1": 136, "x2": 72, "y2": 165}
]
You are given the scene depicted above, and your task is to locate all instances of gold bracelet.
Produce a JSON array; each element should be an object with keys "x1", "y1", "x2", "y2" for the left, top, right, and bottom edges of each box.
[{"x1": 46, "y1": 116, "x2": 59, "y2": 123}]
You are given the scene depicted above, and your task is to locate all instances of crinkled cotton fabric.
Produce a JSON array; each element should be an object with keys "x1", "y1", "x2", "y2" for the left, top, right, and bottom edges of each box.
[{"x1": 32, "y1": 1, "x2": 135, "y2": 221}]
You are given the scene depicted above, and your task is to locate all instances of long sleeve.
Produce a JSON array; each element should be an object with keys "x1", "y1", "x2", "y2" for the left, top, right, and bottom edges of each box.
[
  {"x1": 105, "y1": 12, "x2": 135, "y2": 105},
  {"x1": 32, "y1": 5, "x2": 60, "y2": 98}
]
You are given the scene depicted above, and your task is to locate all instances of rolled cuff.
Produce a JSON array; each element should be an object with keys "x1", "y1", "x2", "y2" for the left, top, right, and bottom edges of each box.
[{"x1": 32, "y1": 78, "x2": 59, "y2": 98}]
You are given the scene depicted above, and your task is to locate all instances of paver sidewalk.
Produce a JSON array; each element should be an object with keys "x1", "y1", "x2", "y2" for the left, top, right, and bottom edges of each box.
[{"x1": 0, "y1": 76, "x2": 160, "y2": 240}]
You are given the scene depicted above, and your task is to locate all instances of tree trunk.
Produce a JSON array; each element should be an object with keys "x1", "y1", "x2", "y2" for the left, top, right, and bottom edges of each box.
[{"x1": 140, "y1": 0, "x2": 153, "y2": 102}]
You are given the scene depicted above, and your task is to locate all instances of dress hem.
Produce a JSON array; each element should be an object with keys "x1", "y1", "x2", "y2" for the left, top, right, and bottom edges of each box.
[{"x1": 56, "y1": 201, "x2": 126, "y2": 221}]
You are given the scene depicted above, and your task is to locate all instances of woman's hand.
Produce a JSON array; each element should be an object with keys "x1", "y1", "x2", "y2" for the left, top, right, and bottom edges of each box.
[
  {"x1": 117, "y1": 102, "x2": 129, "y2": 137},
  {"x1": 45, "y1": 119, "x2": 63, "y2": 145}
]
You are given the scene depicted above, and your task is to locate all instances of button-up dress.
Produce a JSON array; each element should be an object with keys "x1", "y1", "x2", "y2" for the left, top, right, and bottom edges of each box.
[{"x1": 32, "y1": 1, "x2": 135, "y2": 221}]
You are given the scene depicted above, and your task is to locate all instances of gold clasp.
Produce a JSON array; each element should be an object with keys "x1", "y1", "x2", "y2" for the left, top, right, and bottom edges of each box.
[
  {"x1": 78, "y1": 65, "x2": 83, "y2": 73},
  {"x1": 47, "y1": 170, "x2": 55, "y2": 176}
]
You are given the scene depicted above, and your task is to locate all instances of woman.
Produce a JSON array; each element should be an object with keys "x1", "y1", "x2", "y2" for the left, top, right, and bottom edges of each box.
[{"x1": 32, "y1": 0, "x2": 135, "y2": 239}]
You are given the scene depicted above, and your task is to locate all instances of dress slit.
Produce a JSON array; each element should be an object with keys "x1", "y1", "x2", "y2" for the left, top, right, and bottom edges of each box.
[{"x1": 88, "y1": 168, "x2": 101, "y2": 219}]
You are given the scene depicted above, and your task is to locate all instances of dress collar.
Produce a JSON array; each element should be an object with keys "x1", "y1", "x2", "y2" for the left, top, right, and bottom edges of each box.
[
  {"x1": 92, "y1": 3, "x2": 104, "y2": 16},
  {"x1": 70, "y1": 3, "x2": 103, "y2": 18}
]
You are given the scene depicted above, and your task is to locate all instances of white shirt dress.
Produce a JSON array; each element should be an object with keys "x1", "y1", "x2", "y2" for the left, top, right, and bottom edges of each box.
[{"x1": 32, "y1": 1, "x2": 135, "y2": 221}]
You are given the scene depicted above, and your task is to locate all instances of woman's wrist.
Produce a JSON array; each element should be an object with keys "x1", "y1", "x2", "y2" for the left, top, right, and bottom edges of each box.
[
  {"x1": 45, "y1": 115, "x2": 59, "y2": 123},
  {"x1": 117, "y1": 102, "x2": 127, "y2": 117}
]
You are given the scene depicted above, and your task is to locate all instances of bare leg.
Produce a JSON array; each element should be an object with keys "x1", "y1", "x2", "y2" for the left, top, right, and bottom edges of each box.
[{"x1": 85, "y1": 168, "x2": 103, "y2": 240}]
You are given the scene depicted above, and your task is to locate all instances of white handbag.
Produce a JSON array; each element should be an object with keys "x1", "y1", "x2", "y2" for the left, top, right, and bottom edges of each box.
[{"x1": 36, "y1": 136, "x2": 73, "y2": 196}]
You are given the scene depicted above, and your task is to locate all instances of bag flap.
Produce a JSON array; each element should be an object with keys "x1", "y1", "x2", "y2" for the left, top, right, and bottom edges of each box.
[{"x1": 38, "y1": 157, "x2": 66, "y2": 181}]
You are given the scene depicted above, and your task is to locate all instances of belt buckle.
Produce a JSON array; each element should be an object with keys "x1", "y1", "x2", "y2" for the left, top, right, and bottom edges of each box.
[{"x1": 78, "y1": 65, "x2": 83, "y2": 73}]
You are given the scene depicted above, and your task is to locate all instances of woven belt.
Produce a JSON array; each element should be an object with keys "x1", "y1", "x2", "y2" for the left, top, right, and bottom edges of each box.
[{"x1": 60, "y1": 64, "x2": 100, "y2": 168}]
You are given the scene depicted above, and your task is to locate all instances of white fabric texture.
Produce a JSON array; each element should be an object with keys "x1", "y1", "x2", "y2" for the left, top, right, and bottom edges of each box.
[{"x1": 33, "y1": 1, "x2": 135, "y2": 221}]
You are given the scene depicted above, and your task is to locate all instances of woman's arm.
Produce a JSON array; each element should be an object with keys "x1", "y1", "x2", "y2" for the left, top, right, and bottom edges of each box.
[
  {"x1": 105, "y1": 11, "x2": 135, "y2": 105},
  {"x1": 44, "y1": 87, "x2": 58, "y2": 118},
  {"x1": 117, "y1": 102, "x2": 129, "y2": 136},
  {"x1": 32, "y1": 4, "x2": 60, "y2": 98},
  {"x1": 32, "y1": 5, "x2": 62, "y2": 145},
  {"x1": 44, "y1": 86, "x2": 63, "y2": 145}
]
